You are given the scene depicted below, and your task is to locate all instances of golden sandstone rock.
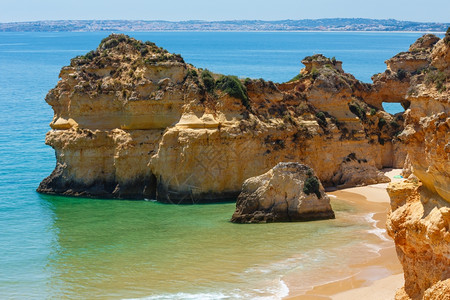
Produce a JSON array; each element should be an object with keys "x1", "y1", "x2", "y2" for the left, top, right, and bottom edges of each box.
[
  {"x1": 37, "y1": 32, "x2": 450, "y2": 298},
  {"x1": 231, "y1": 162, "x2": 335, "y2": 223},
  {"x1": 385, "y1": 31, "x2": 449, "y2": 299},
  {"x1": 38, "y1": 34, "x2": 405, "y2": 202}
]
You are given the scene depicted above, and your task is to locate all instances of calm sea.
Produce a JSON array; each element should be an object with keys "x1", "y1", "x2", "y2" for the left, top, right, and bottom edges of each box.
[{"x1": 0, "y1": 31, "x2": 436, "y2": 299}]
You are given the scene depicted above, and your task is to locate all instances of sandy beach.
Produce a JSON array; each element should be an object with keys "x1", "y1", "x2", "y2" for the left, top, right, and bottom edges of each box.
[{"x1": 286, "y1": 169, "x2": 405, "y2": 300}]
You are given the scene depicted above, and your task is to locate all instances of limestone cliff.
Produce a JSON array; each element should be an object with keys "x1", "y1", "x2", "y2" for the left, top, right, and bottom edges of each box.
[
  {"x1": 38, "y1": 34, "x2": 404, "y2": 203},
  {"x1": 383, "y1": 32, "x2": 450, "y2": 299}
]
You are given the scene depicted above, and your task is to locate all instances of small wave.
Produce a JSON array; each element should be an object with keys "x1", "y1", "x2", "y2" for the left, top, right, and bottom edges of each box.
[
  {"x1": 364, "y1": 213, "x2": 390, "y2": 241},
  {"x1": 368, "y1": 228, "x2": 390, "y2": 242},
  {"x1": 271, "y1": 278, "x2": 289, "y2": 299},
  {"x1": 125, "y1": 292, "x2": 230, "y2": 300},
  {"x1": 364, "y1": 212, "x2": 376, "y2": 224},
  {"x1": 251, "y1": 277, "x2": 289, "y2": 300},
  {"x1": 125, "y1": 277, "x2": 289, "y2": 300},
  {"x1": 245, "y1": 256, "x2": 304, "y2": 275},
  {"x1": 364, "y1": 243, "x2": 383, "y2": 254}
]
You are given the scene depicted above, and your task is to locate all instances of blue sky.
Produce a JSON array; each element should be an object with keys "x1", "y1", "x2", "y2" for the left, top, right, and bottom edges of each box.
[{"x1": 1, "y1": 0, "x2": 449, "y2": 23}]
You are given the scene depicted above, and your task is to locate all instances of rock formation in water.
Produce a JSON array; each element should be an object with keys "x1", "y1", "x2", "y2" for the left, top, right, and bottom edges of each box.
[
  {"x1": 38, "y1": 34, "x2": 405, "y2": 203},
  {"x1": 231, "y1": 162, "x2": 334, "y2": 223},
  {"x1": 383, "y1": 31, "x2": 450, "y2": 299}
]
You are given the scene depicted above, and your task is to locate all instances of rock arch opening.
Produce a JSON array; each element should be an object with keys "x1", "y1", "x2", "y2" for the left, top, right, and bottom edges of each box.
[{"x1": 382, "y1": 102, "x2": 407, "y2": 115}]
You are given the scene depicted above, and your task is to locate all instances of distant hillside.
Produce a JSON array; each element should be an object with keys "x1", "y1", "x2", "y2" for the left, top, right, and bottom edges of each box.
[{"x1": 0, "y1": 18, "x2": 448, "y2": 32}]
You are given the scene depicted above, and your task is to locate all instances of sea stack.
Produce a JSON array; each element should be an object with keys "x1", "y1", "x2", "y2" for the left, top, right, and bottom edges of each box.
[{"x1": 231, "y1": 162, "x2": 335, "y2": 223}]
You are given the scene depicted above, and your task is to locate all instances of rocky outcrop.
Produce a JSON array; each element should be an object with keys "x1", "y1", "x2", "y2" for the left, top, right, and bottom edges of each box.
[
  {"x1": 368, "y1": 34, "x2": 441, "y2": 110},
  {"x1": 231, "y1": 162, "x2": 334, "y2": 223},
  {"x1": 387, "y1": 181, "x2": 450, "y2": 300},
  {"x1": 331, "y1": 153, "x2": 390, "y2": 188},
  {"x1": 38, "y1": 34, "x2": 405, "y2": 203},
  {"x1": 383, "y1": 32, "x2": 450, "y2": 299}
]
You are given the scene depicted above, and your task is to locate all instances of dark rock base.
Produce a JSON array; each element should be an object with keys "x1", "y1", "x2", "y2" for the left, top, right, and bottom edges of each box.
[
  {"x1": 231, "y1": 210, "x2": 335, "y2": 224},
  {"x1": 37, "y1": 164, "x2": 157, "y2": 200},
  {"x1": 37, "y1": 165, "x2": 239, "y2": 203}
]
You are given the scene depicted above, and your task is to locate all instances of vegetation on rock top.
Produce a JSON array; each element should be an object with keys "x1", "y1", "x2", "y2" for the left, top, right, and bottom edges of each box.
[
  {"x1": 303, "y1": 170, "x2": 321, "y2": 199},
  {"x1": 70, "y1": 34, "x2": 184, "y2": 67},
  {"x1": 201, "y1": 69, "x2": 215, "y2": 93},
  {"x1": 303, "y1": 54, "x2": 338, "y2": 65},
  {"x1": 56, "y1": 33, "x2": 415, "y2": 145},
  {"x1": 424, "y1": 68, "x2": 448, "y2": 92},
  {"x1": 444, "y1": 26, "x2": 450, "y2": 45},
  {"x1": 215, "y1": 75, "x2": 249, "y2": 107}
]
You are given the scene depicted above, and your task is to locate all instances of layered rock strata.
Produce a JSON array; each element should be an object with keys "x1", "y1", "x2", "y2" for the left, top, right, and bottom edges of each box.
[
  {"x1": 231, "y1": 162, "x2": 334, "y2": 223},
  {"x1": 38, "y1": 34, "x2": 405, "y2": 203},
  {"x1": 384, "y1": 31, "x2": 450, "y2": 299}
]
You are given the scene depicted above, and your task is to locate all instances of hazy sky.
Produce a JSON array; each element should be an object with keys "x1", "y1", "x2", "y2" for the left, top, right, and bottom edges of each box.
[{"x1": 1, "y1": 0, "x2": 449, "y2": 23}]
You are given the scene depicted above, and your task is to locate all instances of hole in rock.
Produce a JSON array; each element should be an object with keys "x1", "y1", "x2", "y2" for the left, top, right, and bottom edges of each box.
[{"x1": 382, "y1": 102, "x2": 406, "y2": 115}]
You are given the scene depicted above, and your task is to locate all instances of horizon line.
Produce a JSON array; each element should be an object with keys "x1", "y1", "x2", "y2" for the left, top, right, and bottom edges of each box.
[{"x1": 2, "y1": 17, "x2": 450, "y2": 24}]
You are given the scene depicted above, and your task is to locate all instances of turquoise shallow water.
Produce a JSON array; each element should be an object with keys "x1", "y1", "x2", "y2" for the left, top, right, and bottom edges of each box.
[{"x1": 0, "y1": 31, "x2": 438, "y2": 299}]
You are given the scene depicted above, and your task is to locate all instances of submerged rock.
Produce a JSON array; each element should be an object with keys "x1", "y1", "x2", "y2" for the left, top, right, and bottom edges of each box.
[{"x1": 231, "y1": 162, "x2": 335, "y2": 223}]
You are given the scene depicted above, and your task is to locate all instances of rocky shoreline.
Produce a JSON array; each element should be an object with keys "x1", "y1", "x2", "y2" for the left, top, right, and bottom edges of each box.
[{"x1": 38, "y1": 30, "x2": 450, "y2": 298}]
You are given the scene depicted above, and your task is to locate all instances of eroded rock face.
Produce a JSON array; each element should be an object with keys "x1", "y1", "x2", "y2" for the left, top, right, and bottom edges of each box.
[
  {"x1": 331, "y1": 153, "x2": 391, "y2": 188},
  {"x1": 387, "y1": 182, "x2": 450, "y2": 300},
  {"x1": 384, "y1": 32, "x2": 450, "y2": 300},
  {"x1": 231, "y1": 162, "x2": 335, "y2": 223},
  {"x1": 38, "y1": 34, "x2": 405, "y2": 202}
]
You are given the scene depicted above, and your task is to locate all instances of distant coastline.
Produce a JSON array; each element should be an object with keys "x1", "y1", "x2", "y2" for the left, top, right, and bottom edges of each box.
[{"x1": 1, "y1": 18, "x2": 448, "y2": 32}]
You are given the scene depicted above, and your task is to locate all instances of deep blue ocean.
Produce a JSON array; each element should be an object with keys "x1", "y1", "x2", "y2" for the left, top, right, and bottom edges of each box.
[{"x1": 0, "y1": 31, "x2": 439, "y2": 299}]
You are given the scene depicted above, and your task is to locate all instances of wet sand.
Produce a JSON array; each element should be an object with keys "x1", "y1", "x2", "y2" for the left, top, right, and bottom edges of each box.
[{"x1": 286, "y1": 169, "x2": 405, "y2": 299}]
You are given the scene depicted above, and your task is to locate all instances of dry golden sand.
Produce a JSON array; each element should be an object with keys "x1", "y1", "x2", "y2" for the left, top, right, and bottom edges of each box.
[{"x1": 286, "y1": 169, "x2": 405, "y2": 300}]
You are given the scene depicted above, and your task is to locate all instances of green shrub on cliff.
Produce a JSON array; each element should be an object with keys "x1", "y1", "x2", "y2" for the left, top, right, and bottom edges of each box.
[
  {"x1": 315, "y1": 111, "x2": 327, "y2": 127},
  {"x1": 288, "y1": 73, "x2": 304, "y2": 82},
  {"x1": 70, "y1": 50, "x2": 99, "y2": 65},
  {"x1": 215, "y1": 75, "x2": 249, "y2": 107},
  {"x1": 187, "y1": 69, "x2": 200, "y2": 85},
  {"x1": 100, "y1": 34, "x2": 131, "y2": 49},
  {"x1": 390, "y1": 120, "x2": 400, "y2": 129},
  {"x1": 348, "y1": 102, "x2": 366, "y2": 121},
  {"x1": 425, "y1": 69, "x2": 447, "y2": 92},
  {"x1": 201, "y1": 69, "x2": 215, "y2": 93},
  {"x1": 311, "y1": 67, "x2": 320, "y2": 80},
  {"x1": 303, "y1": 175, "x2": 321, "y2": 199},
  {"x1": 83, "y1": 50, "x2": 96, "y2": 60},
  {"x1": 444, "y1": 27, "x2": 450, "y2": 45},
  {"x1": 396, "y1": 69, "x2": 407, "y2": 80},
  {"x1": 103, "y1": 38, "x2": 119, "y2": 49},
  {"x1": 378, "y1": 117, "x2": 387, "y2": 129},
  {"x1": 304, "y1": 54, "x2": 326, "y2": 62},
  {"x1": 140, "y1": 47, "x2": 149, "y2": 56}
]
